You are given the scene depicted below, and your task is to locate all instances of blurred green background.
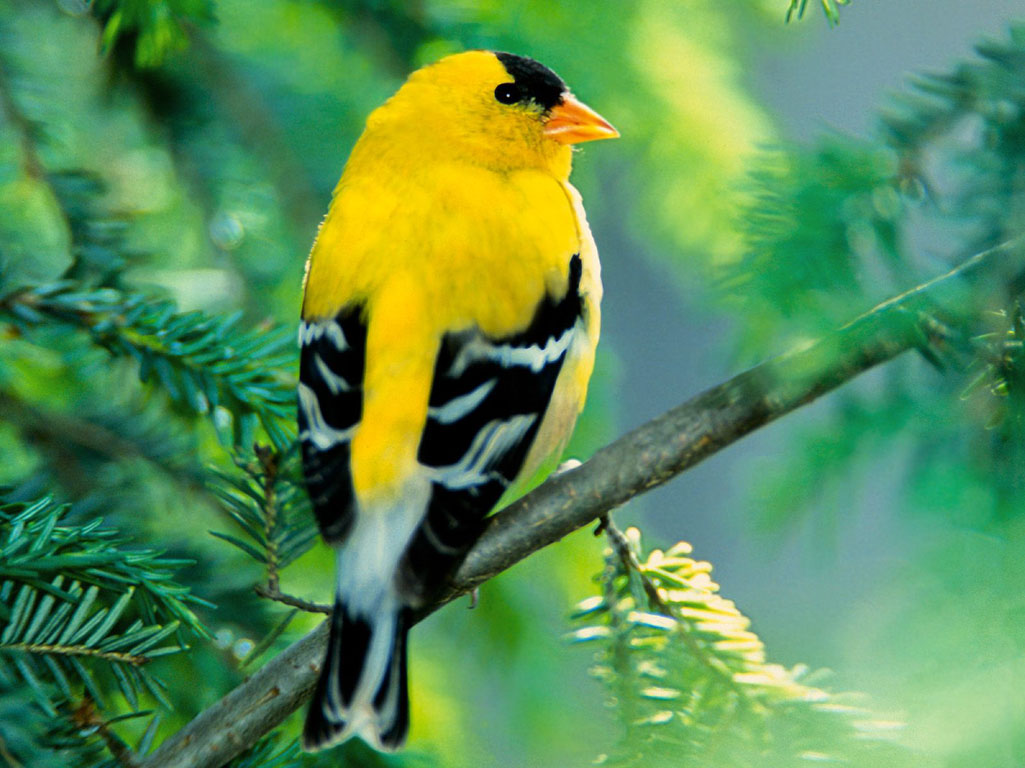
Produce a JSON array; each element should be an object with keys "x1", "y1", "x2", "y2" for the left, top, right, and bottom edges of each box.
[{"x1": 3, "y1": 0, "x2": 1025, "y2": 766}]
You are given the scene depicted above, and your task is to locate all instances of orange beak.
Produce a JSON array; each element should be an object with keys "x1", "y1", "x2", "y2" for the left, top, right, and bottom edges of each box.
[{"x1": 544, "y1": 93, "x2": 619, "y2": 144}]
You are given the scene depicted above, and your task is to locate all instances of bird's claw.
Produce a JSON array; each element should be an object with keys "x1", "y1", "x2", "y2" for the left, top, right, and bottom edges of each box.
[
  {"x1": 467, "y1": 587, "x2": 480, "y2": 609},
  {"x1": 555, "y1": 458, "x2": 582, "y2": 476}
]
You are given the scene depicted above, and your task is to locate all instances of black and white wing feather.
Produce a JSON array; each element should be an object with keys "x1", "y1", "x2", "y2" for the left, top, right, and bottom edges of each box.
[
  {"x1": 398, "y1": 254, "x2": 585, "y2": 603},
  {"x1": 297, "y1": 306, "x2": 366, "y2": 543}
]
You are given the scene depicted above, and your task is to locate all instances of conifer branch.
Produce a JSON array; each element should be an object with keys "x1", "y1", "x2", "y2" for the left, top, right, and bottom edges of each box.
[
  {"x1": 210, "y1": 444, "x2": 317, "y2": 587},
  {"x1": 69, "y1": 699, "x2": 141, "y2": 768},
  {"x1": 574, "y1": 524, "x2": 911, "y2": 765},
  {"x1": 4, "y1": 642, "x2": 149, "y2": 667},
  {"x1": 785, "y1": 0, "x2": 851, "y2": 25},
  {"x1": 254, "y1": 446, "x2": 283, "y2": 595},
  {"x1": 0, "y1": 495, "x2": 205, "y2": 723},
  {"x1": 252, "y1": 585, "x2": 330, "y2": 616},
  {"x1": 0, "y1": 283, "x2": 296, "y2": 447},
  {"x1": 599, "y1": 517, "x2": 737, "y2": 688},
  {"x1": 139, "y1": 236, "x2": 1025, "y2": 768}
]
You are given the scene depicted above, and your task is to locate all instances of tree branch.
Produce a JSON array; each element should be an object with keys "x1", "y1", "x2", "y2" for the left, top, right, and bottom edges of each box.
[{"x1": 139, "y1": 237, "x2": 1025, "y2": 768}]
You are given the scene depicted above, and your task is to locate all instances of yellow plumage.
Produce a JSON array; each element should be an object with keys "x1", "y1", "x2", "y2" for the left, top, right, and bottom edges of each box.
[{"x1": 298, "y1": 49, "x2": 616, "y2": 752}]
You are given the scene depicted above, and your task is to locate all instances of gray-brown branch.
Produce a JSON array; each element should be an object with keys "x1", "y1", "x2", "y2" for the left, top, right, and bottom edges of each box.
[{"x1": 140, "y1": 238, "x2": 1025, "y2": 768}]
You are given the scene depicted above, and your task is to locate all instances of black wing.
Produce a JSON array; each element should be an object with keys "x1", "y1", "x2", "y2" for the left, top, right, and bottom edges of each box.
[
  {"x1": 297, "y1": 305, "x2": 366, "y2": 543},
  {"x1": 398, "y1": 254, "x2": 584, "y2": 604}
]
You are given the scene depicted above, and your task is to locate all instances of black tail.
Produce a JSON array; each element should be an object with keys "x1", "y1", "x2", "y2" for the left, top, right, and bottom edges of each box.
[{"x1": 302, "y1": 599, "x2": 409, "y2": 752}]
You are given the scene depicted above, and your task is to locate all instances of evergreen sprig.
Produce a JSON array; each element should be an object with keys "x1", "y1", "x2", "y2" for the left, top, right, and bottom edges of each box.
[
  {"x1": 0, "y1": 282, "x2": 296, "y2": 448},
  {"x1": 882, "y1": 24, "x2": 1025, "y2": 248},
  {"x1": 882, "y1": 25, "x2": 1025, "y2": 152},
  {"x1": 210, "y1": 444, "x2": 316, "y2": 590},
  {"x1": 725, "y1": 137, "x2": 905, "y2": 358},
  {"x1": 90, "y1": 0, "x2": 214, "y2": 69},
  {"x1": 571, "y1": 524, "x2": 917, "y2": 767},
  {"x1": 726, "y1": 25, "x2": 1025, "y2": 530},
  {"x1": 0, "y1": 494, "x2": 205, "y2": 716},
  {"x1": 961, "y1": 302, "x2": 1025, "y2": 424},
  {"x1": 40, "y1": 701, "x2": 158, "y2": 768},
  {"x1": 785, "y1": 0, "x2": 851, "y2": 25},
  {"x1": 48, "y1": 171, "x2": 140, "y2": 289}
]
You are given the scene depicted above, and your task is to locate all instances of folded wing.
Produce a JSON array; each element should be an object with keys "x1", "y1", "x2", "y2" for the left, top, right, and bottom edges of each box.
[
  {"x1": 298, "y1": 306, "x2": 366, "y2": 543},
  {"x1": 399, "y1": 254, "x2": 585, "y2": 603}
]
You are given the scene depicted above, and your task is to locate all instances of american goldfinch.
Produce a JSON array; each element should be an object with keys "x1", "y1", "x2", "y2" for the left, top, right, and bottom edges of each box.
[{"x1": 298, "y1": 50, "x2": 617, "y2": 752}]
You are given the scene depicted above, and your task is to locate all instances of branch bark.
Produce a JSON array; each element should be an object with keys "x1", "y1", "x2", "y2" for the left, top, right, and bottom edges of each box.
[{"x1": 140, "y1": 238, "x2": 1025, "y2": 768}]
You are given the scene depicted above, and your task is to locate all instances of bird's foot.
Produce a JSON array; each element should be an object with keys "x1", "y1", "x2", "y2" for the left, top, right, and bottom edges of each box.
[{"x1": 554, "y1": 458, "x2": 582, "y2": 476}]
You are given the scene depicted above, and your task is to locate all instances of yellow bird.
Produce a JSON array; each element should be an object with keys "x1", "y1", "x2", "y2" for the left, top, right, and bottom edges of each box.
[{"x1": 298, "y1": 50, "x2": 617, "y2": 751}]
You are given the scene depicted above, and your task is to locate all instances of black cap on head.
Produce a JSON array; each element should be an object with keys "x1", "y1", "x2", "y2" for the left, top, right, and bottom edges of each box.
[{"x1": 494, "y1": 52, "x2": 566, "y2": 111}]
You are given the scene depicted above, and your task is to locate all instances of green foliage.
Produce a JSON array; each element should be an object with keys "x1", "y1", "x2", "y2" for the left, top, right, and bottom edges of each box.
[
  {"x1": 572, "y1": 526, "x2": 920, "y2": 767},
  {"x1": 785, "y1": 0, "x2": 851, "y2": 25},
  {"x1": 0, "y1": 493, "x2": 200, "y2": 765},
  {"x1": 726, "y1": 137, "x2": 904, "y2": 357},
  {"x1": 38, "y1": 702, "x2": 160, "y2": 768},
  {"x1": 961, "y1": 302, "x2": 1025, "y2": 434},
  {"x1": 726, "y1": 24, "x2": 1025, "y2": 514},
  {"x1": 883, "y1": 26, "x2": 1025, "y2": 246},
  {"x1": 210, "y1": 444, "x2": 315, "y2": 582},
  {"x1": 91, "y1": 0, "x2": 214, "y2": 68},
  {"x1": 0, "y1": 281, "x2": 296, "y2": 449},
  {"x1": 0, "y1": 494, "x2": 203, "y2": 707},
  {"x1": 721, "y1": 22, "x2": 1025, "y2": 768}
]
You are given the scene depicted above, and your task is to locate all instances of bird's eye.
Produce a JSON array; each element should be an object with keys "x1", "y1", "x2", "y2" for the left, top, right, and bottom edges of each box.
[{"x1": 494, "y1": 83, "x2": 522, "y2": 105}]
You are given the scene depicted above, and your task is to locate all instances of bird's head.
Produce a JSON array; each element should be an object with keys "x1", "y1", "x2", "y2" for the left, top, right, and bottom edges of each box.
[{"x1": 363, "y1": 50, "x2": 618, "y2": 177}]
